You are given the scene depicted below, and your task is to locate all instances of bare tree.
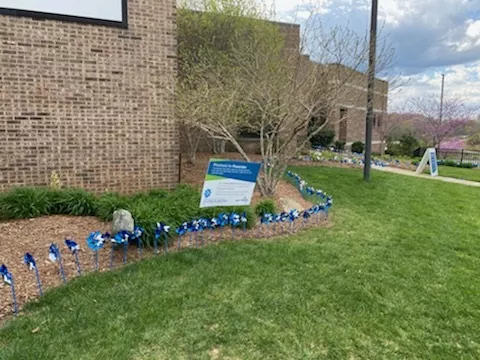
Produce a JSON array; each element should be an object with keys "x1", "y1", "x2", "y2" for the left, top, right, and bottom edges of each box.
[
  {"x1": 407, "y1": 94, "x2": 479, "y2": 148},
  {"x1": 176, "y1": 80, "x2": 206, "y2": 164},
  {"x1": 177, "y1": 0, "x2": 394, "y2": 196},
  {"x1": 378, "y1": 112, "x2": 414, "y2": 155}
]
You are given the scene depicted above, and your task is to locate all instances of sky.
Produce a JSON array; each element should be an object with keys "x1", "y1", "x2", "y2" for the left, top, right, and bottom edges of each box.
[{"x1": 267, "y1": 0, "x2": 480, "y2": 109}]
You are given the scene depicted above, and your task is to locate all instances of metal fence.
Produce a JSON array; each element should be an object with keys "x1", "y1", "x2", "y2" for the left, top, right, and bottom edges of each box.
[
  {"x1": 437, "y1": 149, "x2": 480, "y2": 163},
  {"x1": 414, "y1": 148, "x2": 480, "y2": 164}
]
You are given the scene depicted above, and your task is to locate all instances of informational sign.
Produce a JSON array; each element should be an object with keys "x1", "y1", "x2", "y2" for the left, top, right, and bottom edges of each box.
[
  {"x1": 415, "y1": 148, "x2": 439, "y2": 177},
  {"x1": 0, "y1": 0, "x2": 127, "y2": 27},
  {"x1": 200, "y1": 159, "x2": 261, "y2": 208}
]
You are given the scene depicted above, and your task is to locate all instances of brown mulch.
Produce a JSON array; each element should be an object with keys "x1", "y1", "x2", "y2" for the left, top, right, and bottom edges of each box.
[
  {"x1": 0, "y1": 213, "x2": 331, "y2": 323},
  {"x1": 0, "y1": 152, "x2": 335, "y2": 323}
]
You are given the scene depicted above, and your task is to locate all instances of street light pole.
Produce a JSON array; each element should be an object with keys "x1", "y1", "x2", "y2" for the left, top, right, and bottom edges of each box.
[
  {"x1": 439, "y1": 74, "x2": 445, "y2": 122},
  {"x1": 363, "y1": 0, "x2": 378, "y2": 181}
]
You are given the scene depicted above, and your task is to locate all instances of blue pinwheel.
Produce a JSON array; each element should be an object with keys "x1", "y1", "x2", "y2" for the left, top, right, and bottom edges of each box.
[
  {"x1": 302, "y1": 210, "x2": 311, "y2": 228},
  {"x1": 132, "y1": 226, "x2": 145, "y2": 258},
  {"x1": 155, "y1": 222, "x2": 171, "y2": 255},
  {"x1": 240, "y1": 212, "x2": 248, "y2": 233},
  {"x1": 229, "y1": 212, "x2": 240, "y2": 239},
  {"x1": 0, "y1": 264, "x2": 17, "y2": 315},
  {"x1": 65, "y1": 239, "x2": 82, "y2": 276},
  {"x1": 216, "y1": 213, "x2": 229, "y2": 240},
  {"x1": 199, "y1": 218, "x2": 209, "y2": 247},
  {"x1": 112, "y1": 231, "x2": 130, "y2": 265},
  {"x1": 259, "y1": 213, "x2": 273, "y2": 237},
  {"x1": 87, "y1": 231, "x2": 107, "y2": 271},
  {"x1": 189, "y1": 220, "x2": 201, "y2": 248},
  {"x1": 24, "y1": 253, "x2": 43, "y2": 296},
  {"x1": 209, "y1": 217, "x2": 219, "y2": 241},
  {"x1": 49, "y1": 243, "x2": 67, "y2": 284},
  {"x1": 176, "y1": 222, "x2": 188, "y2": 250}
]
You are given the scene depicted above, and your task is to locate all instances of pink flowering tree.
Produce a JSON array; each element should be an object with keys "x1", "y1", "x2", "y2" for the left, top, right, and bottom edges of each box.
[{"x1": 408, "y1": 94, "x2": 479, "y2": 148}]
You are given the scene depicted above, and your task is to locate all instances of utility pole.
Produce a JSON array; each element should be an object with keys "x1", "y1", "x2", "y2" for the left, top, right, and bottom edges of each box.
[
  {"x1": 437, "y1": 74, "x2": 445, "y2": 149},
  {"x1": 363, "y1": 0, "x2": 378, "y2": 181},
  {"x1": 439, "y1": 74, "x2": 445, "y2": 122}
]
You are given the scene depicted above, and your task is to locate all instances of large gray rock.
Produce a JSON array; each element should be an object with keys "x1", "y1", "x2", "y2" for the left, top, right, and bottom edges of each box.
[{"x1": 112, "y1": 209, "x2": 134, "y2": 234}]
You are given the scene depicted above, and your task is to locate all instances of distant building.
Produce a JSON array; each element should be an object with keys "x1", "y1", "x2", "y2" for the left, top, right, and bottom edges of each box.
[{"x1": 222, "y1": 20, "x2": 389, "y2": 154}]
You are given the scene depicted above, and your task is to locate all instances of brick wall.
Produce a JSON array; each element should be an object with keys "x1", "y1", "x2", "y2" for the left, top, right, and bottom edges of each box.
[{"x1": 0, "y1": 0, "x2": 179, "y2": 193}]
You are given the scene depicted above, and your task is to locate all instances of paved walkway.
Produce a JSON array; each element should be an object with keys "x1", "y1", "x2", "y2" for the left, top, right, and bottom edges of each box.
[{"x1": 372, "y1": 166, "x2": 480, "y2": 188}]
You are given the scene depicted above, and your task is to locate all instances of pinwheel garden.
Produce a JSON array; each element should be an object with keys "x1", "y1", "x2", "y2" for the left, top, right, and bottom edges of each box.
[{"x1": 0, "y1": 172, "x2": 332, "y2": 319}]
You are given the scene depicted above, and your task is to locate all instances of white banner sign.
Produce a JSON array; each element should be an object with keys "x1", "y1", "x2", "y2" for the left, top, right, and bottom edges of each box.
[
  {"x1": 415, "y1": 148, "x2": 439, "y2": 177},
  {"x1": 200, "y1": 159, "x2": 261, "y2": 208},
  {"x1": 0, "y1": 0, "x2": 125, "y2": 25}
]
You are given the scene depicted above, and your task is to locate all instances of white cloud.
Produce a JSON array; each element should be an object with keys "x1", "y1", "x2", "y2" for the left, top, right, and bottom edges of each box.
[
  {"x1": 265, "y1": 0, "x2": 480, "y2": 107},
  {"x1": 391, "y1": 61, "x2": 480, "y2": 108},
  {"x1": 466, "y1": 20, "x2": 480, "y2": 39}
]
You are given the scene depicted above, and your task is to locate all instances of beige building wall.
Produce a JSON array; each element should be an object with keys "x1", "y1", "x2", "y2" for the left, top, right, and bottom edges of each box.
[{"x1": 0, "y1": 0, "x2": 179, "y2": 193}]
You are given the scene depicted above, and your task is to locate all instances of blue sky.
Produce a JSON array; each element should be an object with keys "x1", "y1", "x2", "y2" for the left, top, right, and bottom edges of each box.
[{"x1": 269, "y1": 0, "x2": 480, "y2": 109}]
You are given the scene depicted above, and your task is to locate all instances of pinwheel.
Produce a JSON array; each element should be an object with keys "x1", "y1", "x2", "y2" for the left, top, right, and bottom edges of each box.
[
  {"x1": 65, "y1": 239, "x2": 82, "y2": 275},
  {"x1": 288, "y1": 209, "x2": 299, "y2": 232},
  {"x1": 229, "y1": 212, "x2": 240, "y2": 239},
  {"x1": 155, "y1": 222, "x2": 171, "y2": 255},
  {"x1": 132, "y1": 226, "x2": 145, "y2": 258},
  {"x1": 87, "y1": 231, "x2": 108, "y2": 271},
  {"x1": 240, "y1": 212, "x2": 248, "y2": 233},
  {"x1": 0, "y1": 264, "x2": 17, "y2": 315},
  {"x1": 189, "y1": 220, "x2": 201, "y2": 248},
  {"x1": 260, "y1": 213, "x2": 273, "y2": 237},
  {"x1": 112, "y1": 231, "x2": 130, "y2": 265},
  {"x1": 24, "y1": 253, "x2": 43, "y2": 296},
  {"x1": 199, "y1": 218, "x2": 209, "y2": 247},
  {"x1": 302, "y1": 210, "x2": 311, "y2": 228},
  {"x1": 176, "y1": 222, "x2": 188, "y2": 251},
  {"x1": 217, "y1": 213, "x2": 229, "y2": 240},
  {"x1": 49, "y1": 243, "x2": 67, "y2": 283},
  {"x1": 272, "y1": 213, "x2": 281, "y2": 233},
  {"x1": 210, "y1": 217, "x2": 218, "y2": 241}
]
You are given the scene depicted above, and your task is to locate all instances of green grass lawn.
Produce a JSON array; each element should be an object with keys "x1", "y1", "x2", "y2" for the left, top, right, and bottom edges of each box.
[
  {"x1": 431, "y1": 165, "x2": 480, "y2": 182},
  {"x1": 1, "y1": 167, "x2": 480, "y2": 359}
]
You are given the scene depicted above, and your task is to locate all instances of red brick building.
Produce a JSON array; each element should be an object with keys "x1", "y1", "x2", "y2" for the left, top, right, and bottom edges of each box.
[{"x1": 0, "y1": 0, "x2": 179, "y2": 193}]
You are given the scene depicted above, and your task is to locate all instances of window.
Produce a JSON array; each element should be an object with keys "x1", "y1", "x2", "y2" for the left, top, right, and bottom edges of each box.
[{"x1": 377, "y1": 113, "x2": 383, "y2": 128}]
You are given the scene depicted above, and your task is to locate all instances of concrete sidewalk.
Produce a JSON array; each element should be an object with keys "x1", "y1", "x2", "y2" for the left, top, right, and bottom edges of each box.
[{"x1": 372, "y1": 166, "x2": 480, "y2": 188}]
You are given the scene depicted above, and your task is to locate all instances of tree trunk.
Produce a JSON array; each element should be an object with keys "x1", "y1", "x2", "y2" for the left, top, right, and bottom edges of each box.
[{"x1": 211, "y1": 139, "x2": 227, "y2": 154}]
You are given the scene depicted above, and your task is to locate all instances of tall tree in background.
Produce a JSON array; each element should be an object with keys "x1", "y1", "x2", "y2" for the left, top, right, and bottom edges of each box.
[{"x1": 408, "y1": 94, "x2": 479, "y2": 148}]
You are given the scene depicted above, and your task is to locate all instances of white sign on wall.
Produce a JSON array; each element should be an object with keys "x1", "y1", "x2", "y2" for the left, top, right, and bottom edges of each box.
[
  {"x1": 0, "y1": 0, "x2": 127, "y2": 27},
  {"x1": 415, "y1": 148, "x2": 439, "y2": 177}
]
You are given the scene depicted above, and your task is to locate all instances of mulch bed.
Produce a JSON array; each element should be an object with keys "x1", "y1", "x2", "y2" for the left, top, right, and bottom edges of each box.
[
  {"x1": 1, "y1": 152, "x2": 337, "y2": 323},
  {"x1": 0, "y1": 212, "x2": 330, "y2": 323}
]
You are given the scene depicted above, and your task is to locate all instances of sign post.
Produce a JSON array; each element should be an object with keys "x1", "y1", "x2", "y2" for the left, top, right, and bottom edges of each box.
[
  {"x1": 415, "y1": 148, "x2": 439, "y2": 177},
  {"x1": 200, "y1": 159, "x2": 261, "y2": 208}
]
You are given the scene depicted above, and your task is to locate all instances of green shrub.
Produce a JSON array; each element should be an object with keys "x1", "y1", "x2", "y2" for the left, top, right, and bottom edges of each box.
[
  {"x1": 351, "y1": 141, "x2": 365, "y2": 154},
  {"x1": 254, "y1": 199, "x2": 277, "y2": 216},
  {"x1": 0, "y1": 185, "x2": 257, "y2": 246},
  {"x1": 47, "y1": 188, "x2": 98, "y2": 216},
  {"x1": 0, "y1": 187, "x2": 97, "y2": 220},
  {"x1": 96, "y1": 192, "x2": 130, "y2": 221},
  {"x1": 387, "y1": 135, "x2": 420, "y2": 157},
  {"x1": 310, "y1": 129, "x2": 335, "y2": 148},
  {"x1": 0, "y1": 187, "x2": 50, "y2": 220},
  {"x1": 440, "y1": 160, "x2": 474, "y2": 169},
  {"x1": 334, "y1": 141, "x2": 345, "y2": 151}
]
